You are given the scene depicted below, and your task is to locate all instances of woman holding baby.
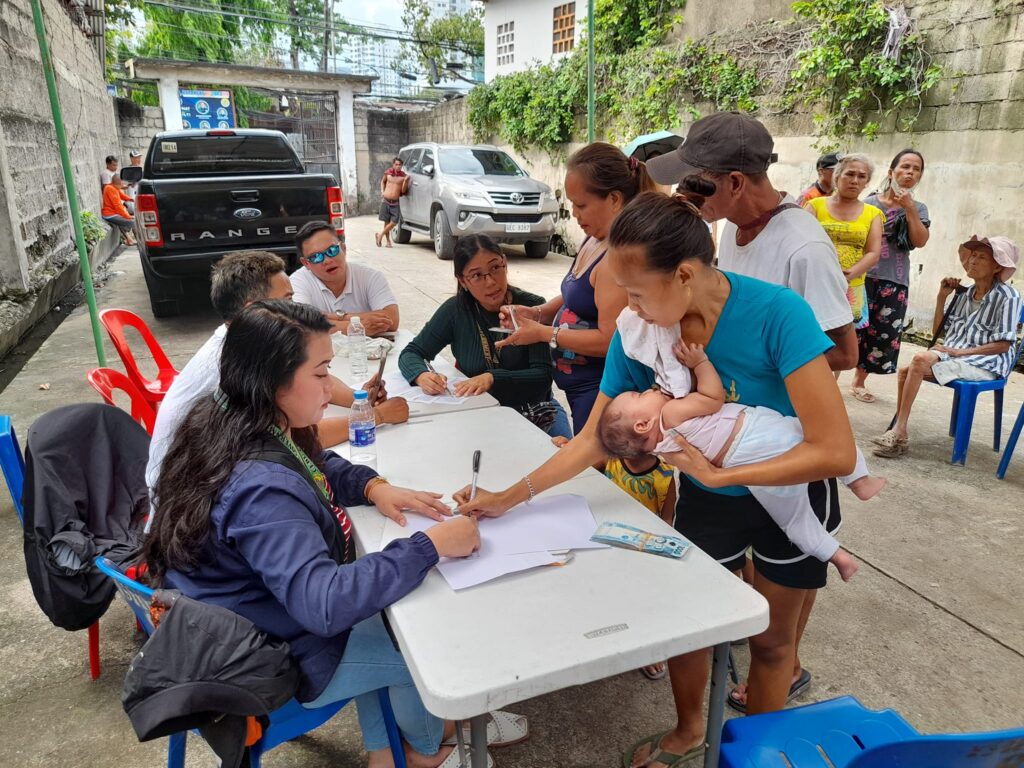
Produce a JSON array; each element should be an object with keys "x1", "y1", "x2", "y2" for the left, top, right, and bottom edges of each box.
[{"x1": 456, "y1": 192, "x2": 858, "y2": 767}]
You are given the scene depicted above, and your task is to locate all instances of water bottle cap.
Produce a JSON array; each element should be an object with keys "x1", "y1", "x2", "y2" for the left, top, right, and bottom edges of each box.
[{"x1": 354, "y1": 390, "x2": 368, "y2": 401}]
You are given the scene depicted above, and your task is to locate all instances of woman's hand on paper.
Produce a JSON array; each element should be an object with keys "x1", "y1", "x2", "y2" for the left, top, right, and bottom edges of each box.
[
  {"x1": 453, "y1": 486, "x2": 511, "y2": 519},
  {"x1": 425, "y1": 515, "x2": 480, "y2": 558},
  {"x1": 369, "y1": 484, "x2": 451, "y2": 527},
  {"x1": 453, "y1": 372, "x2": 493, "y2": 397}
]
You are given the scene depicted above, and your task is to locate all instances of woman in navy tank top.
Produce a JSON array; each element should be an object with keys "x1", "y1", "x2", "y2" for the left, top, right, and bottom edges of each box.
[{"x1": 496, "y1": 143, "x2": 658, "y2": 433}]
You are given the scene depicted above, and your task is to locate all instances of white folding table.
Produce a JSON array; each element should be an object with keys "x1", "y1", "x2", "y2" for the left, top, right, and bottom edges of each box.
[
  {"x1": 336, "y1": 407, "x2": 769, "y2": 768},
  {"x1": 327, "y1": 328, "x2": 498, "y2": 418}
]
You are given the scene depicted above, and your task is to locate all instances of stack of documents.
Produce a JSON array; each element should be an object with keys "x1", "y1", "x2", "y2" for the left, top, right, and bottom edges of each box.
[
  {"x1": 380, "y1": 494, "x2": 607, "y2": 590},
  {"x1": 382, "y1": 370, "x2": 468, "y2": 406}
]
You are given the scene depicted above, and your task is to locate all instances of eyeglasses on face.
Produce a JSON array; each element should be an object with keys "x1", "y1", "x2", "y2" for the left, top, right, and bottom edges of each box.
[
  {"x1": 306, "y1": 243, "x2": 341, "y2": 264},
  {"x1": 463, "y1": 262, "x2": 507, "y2": 285}
]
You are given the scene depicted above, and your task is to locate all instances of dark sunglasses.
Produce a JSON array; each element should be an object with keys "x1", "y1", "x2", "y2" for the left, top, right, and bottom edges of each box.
[{"x1": 305, "y1": 243, "x2": 341, "y2": 264}]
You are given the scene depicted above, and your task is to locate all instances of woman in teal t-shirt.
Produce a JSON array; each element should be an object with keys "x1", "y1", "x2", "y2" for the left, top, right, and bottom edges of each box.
[{"x1": 456, "y1": 192, "x2": 857, "y2": 767}]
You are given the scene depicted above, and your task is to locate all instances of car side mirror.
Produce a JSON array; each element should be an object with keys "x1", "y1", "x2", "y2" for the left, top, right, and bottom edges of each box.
[
  {"x1": 119, "y1": 166, "x2": 143, "y2": 183},
  {"x1": 421, "y1": 164, "x2": 434, "y2": 177}
]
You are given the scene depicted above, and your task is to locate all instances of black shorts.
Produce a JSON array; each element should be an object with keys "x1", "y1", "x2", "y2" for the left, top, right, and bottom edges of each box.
[
  {"x1": 378, "y1": 201, "x2": 400, "y2": 224},
  {"x1": 674, "y1": 475, "x2": 842, "y2": 589}
]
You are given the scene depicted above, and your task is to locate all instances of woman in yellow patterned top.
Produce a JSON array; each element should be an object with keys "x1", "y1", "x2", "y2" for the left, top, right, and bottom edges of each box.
[
  {"x1": 804, "y1": 153, "x2": 884, "y2": 325},
  {"x1": 604, "y1": 453, "x2": 676, "y2": 681}
]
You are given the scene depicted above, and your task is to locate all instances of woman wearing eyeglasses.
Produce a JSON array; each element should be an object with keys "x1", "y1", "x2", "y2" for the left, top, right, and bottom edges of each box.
[{"x1": 398, "y1": 234, "x2": 572, "y2": 439}]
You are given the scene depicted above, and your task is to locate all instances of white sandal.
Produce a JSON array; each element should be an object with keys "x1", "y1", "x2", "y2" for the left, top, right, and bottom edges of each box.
[
  {"x1": 436, "y1": 746, "x2": 494, "y2": 768},
  {"x1": 443, "y1": 710, "x2": 529, "y2": 748}
]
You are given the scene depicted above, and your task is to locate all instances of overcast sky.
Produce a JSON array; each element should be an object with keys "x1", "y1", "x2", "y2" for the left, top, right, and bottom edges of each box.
[{"x1": 336, "y1": 0, "x2": 406, "y2": 30}]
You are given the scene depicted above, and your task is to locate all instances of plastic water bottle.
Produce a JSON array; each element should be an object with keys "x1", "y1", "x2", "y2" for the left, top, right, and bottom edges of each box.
[
  {"x1": 348, "y1": 316, "x2": 368, "y2": 377},
  {"x1": 349, "y1": 390, "x2": 377, "y2": 469}
]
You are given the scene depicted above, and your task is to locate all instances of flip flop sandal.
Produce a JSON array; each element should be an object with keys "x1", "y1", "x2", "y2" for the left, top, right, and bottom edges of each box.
[
  {"x1": 727, "y1": 669, "x2": 813, "y2": 714},
  {"x1": 849, "y1": 386, "x2": 877, "y2": 403},
  {"x1": 443, "y1": 711, "x2": 529, "y2": 749},
  {"x1": 436, "y1": 745, "x2": 494, "y2": 768},
  {"x1": 622, "y1": 731, "x2": 704, "y2": 768},
  {"x1": 640, "y1": 663, "x2": 668, "y2": 681}
]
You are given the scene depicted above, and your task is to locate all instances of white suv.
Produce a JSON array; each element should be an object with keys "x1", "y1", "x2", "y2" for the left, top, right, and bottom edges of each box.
[{"x1": 394, "y1": 143, "x2": 559, "y2": 260}]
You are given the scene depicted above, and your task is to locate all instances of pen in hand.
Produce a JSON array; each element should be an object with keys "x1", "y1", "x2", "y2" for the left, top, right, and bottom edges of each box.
[
  {"x1": 423, "y1": 359, "x2": 454, "y2": 396},
  {"x1": 469, "y1": 450, "x2": 481, "y2": 501}
]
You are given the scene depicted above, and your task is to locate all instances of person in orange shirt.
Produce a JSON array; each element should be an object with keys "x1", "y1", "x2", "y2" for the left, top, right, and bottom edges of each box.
[
  {"x1": 102, "y1": 174, "x2": 136, "y2": 246},
  {"x1": 796, "y1": 152, "x2": 840, "y2": 206}
]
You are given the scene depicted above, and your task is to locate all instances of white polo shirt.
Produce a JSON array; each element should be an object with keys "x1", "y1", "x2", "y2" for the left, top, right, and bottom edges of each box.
[{"x1": 290, "y1": 262, "x2": 398, "y2": 316}]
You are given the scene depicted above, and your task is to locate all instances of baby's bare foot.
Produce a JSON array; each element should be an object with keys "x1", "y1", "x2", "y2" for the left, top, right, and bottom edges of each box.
[
  {"x1": 832, "y1": 549, "x2": 859, "y2": 582},
  {"x1": 848, "y1": 475, "x2": 887, "y2": 501}
]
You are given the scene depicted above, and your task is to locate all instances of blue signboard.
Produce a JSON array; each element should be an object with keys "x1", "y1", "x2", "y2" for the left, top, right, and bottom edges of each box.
[{"x1": 179, "y1": 88, "x2": 236, "y2": 130}]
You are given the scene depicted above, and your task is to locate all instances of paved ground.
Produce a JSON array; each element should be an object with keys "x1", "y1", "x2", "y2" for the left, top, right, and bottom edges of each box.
[{"x1": 1, "y1": 215, "x2": 1022, "y2": 767}]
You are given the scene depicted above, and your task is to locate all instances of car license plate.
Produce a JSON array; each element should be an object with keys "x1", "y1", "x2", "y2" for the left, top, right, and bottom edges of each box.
[{"x1": 505, "y1": 223, "x2": 531, "y2": 233}]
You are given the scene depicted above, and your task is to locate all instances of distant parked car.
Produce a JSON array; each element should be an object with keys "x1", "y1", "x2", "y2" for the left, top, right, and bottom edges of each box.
[{"x1": 394, "y1": 143, "x2": 559, "y2": 260}]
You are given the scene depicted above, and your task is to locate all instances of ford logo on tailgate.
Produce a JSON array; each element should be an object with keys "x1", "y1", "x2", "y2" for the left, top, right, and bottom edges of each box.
[{"x1": 233, "y1": 207, "x2": 262, "y2": 220}]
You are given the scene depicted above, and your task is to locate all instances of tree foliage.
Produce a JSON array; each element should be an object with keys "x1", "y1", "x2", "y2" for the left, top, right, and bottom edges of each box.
[{"x1": 401, "y1": 0, "x2": 483, "y2": 83}]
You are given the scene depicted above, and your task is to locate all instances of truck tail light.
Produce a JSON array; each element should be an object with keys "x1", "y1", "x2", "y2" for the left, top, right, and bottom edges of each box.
[
  {"x1": 135, "y1": 194, "x2": 163, "y2": 247},
  {"x1": 206, "y1": 130, "x2": 236, "y2": 136},
  {"x1": 327, "y1": 186, "x2": 345, "y2": 238}
]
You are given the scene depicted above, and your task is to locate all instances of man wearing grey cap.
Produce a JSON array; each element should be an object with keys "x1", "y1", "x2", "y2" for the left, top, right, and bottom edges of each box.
[
  {"x1": 647, "y1": 112, "x2": 857, "y2": 371},
  {"x1": 796, "y1": 152, "x2": 841, "y2": 206}
]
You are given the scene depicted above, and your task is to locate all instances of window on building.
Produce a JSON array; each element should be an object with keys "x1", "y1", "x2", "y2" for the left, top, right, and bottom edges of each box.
[
  {"x1": 496, "y1": 21, "x2": 515, "y2": 66},
  {"x1": 552, "y1": 3, "x2": 575, "y2": 54}
]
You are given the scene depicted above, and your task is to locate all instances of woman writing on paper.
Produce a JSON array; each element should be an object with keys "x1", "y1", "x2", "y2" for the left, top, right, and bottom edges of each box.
[
  {"x1": 456, "y1": 193, "x2": 856, "y2": 768},
  {"x1": 147, "y1": 300, "x2": 521, "y2": 768},
  {"x1": 398, "y1": 234, "x2": 571, "y2": 439}
]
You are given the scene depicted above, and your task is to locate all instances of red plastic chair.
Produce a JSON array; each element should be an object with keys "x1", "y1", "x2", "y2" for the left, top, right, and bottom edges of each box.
[
  {"x1": 99, "y1": 309, "x2": 179, "y2": 407},
  {"x1": 87, "y1": 368, "x2": 158, "y2": 436}
]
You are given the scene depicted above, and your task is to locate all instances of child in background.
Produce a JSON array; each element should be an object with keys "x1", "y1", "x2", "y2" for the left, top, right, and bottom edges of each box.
[{"x1": 599, "y1": 341, "x2": 886, "y2": 583}]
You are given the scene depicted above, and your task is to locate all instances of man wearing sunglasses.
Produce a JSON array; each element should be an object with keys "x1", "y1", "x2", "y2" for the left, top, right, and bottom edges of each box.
[{"x1": 291, "y1": 221, "x2": 400, "y2": 337}]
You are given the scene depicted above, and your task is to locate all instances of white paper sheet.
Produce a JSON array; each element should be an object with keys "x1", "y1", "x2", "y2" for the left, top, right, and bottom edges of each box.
[
  {"x1": 380, "y1": 494, "x2": 606, "y2": 590},
  {"x1": 382, "y1": 370, "x2": 468, "y2": 405}
]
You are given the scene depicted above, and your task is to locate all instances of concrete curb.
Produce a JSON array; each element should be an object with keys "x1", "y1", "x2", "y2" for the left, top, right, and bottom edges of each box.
[{"x1": 0, "y1": 228, "x2": 123, "y2": 360}]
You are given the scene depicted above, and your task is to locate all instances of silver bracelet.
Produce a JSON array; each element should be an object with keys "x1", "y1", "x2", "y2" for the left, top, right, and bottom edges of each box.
[{"x1": 523, "y1": 474, "x2": 536, "y2": 502}]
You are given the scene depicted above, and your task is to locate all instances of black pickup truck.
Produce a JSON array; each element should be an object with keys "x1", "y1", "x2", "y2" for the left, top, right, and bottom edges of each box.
[{"x1": 119, "y1": 129, "x2": 344, "y2": 317}]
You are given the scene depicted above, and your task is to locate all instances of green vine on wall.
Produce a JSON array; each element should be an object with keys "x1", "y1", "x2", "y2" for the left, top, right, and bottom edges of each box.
[
  {"x1": 468, "y1": 0, "x2": 942, "y2": 154},
  {"x1": 788, "y1": 0, "x2": 942, "y2": 141}
]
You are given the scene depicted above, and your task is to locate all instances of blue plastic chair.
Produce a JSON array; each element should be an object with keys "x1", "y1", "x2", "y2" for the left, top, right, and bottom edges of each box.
[
  {"x1": 94, "y1": 557, "x2": 407, "y2": 768},
  {"x1": 0, "y1": 415, "x2": 25, "y2": 524},
  {"x1": 718, "y1": 695, "x2": 1024, "y2": 767},
  {"x1": 997, "y1": 400, "x2": 1024, "y2": 479},
  {"x1": 941, "y1": 305, "x2": 1024, "y2": 466}
]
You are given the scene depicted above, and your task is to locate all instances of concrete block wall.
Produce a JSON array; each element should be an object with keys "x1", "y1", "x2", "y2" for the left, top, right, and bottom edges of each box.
[
  {"x1": 353, "y1": 103, "x2": 411, "y2": 215},
  {"x1": 117, "y1": 102, "x2": 165, "y2": 158},
  {"x1": 0, "y1": 0, "x2": 121, "y2": 354}
]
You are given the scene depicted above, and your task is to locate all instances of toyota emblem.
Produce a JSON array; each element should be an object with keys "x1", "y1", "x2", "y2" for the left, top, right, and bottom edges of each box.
[{"x1": 509, "y1": 192, "x2": 524, "y2": 204}]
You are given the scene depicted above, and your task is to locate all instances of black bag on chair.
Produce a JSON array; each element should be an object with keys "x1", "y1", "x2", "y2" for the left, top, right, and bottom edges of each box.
[{"x1": 22, "y1": 403, "x2": 149, "y2": 631}]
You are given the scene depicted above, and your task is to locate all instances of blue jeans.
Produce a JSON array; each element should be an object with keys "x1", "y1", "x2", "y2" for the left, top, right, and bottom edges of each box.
[
  {"x1": 543, "y1": 399, "x2": 573, "y2": 440},
  {"x1": 303, "y1": 614, "x2": 443, "y2": 754}
]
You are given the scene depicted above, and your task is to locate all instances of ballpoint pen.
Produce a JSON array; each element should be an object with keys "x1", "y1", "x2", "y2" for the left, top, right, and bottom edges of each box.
[
  {"x1": 508, "y1": 304, "x2": 519, "y2": 331},
  {"x1": 469, "y1": 450, "x2": 481, "y2": 501},
  {"x1": 424, "y1": 359, "x2": 455, "y2": 395}
]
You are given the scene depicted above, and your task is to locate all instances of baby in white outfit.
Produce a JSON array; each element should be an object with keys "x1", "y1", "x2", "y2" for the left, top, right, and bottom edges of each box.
[{"x1": 598, "y1": 341, "x2": 886, "y2": 582}]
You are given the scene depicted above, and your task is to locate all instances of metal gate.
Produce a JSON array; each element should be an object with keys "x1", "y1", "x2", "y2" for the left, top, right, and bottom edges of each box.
[{"x1": 240, "y1": 90, "x2": 341, "y2": 184}]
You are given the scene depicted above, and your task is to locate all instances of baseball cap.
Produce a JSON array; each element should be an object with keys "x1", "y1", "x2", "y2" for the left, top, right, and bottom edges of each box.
[
  {"x1": 646, "y1": 112, "x2": 778, "y2": 184},
  {"x1": 816, "y1": 152, "x2": 841, "y2": 170},
  {"x1": 129, "y1": 150, "x2": 143, "y2": 158},
  {"x1": 961, "y1": 235, "x2": 1019, "y2": 282}
]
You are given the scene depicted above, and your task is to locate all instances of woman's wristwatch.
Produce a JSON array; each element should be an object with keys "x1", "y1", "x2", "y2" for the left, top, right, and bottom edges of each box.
[{"x1": 549, "y1": 323, "x2": 567, "y2": 349}]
